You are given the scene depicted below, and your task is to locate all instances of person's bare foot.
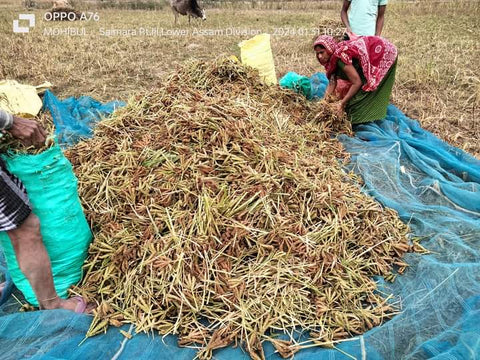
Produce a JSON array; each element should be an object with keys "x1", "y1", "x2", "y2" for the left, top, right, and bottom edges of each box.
[{"x1": 40, "y1": 296, "x2": 93, "y2": 314}]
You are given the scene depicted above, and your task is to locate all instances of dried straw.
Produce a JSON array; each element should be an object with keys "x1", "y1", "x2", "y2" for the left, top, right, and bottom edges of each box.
[{"x1": 66, "y1": 58, "x2": 411, "y2": 359}]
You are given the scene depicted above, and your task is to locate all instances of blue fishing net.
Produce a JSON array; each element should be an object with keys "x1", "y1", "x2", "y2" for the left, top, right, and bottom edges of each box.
[
  {"x1": 0, "y1": 257, "x2": 13, "y2": 308},
  {"x1": 42, "y1": 90, "x2": 125, "y2": 148},
  {"x1": 1, "y1": 77, "x2": 479, "y2": 359}
]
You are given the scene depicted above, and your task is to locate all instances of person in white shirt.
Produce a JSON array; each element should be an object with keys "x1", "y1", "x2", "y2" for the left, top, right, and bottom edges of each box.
[{"x1": 341, "y1": 0, "x2": 388, "y2": 37}]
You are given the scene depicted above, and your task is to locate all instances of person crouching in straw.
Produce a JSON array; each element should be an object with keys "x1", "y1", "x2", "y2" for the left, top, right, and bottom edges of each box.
[{"x1": 313, "y1": 34, "x2": 398, "y2": 124}]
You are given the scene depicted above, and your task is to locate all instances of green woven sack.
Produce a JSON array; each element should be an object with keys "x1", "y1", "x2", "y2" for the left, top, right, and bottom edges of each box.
[{"x1": 0, "y1": 145, "x2": 92, "y2": 306}]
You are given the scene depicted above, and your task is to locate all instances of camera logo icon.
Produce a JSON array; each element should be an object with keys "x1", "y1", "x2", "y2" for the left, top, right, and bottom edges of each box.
[{"x1": 13, "y1": 14, "x2": 36, "y2": 33}]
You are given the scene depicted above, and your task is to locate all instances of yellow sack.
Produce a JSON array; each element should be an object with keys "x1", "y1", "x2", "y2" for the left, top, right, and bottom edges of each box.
[
  {"x1": 238, "y1": 34, "x2": 277, "y2": 85},
  {"x1": 0, "y1": 80, "x2": 52, "y2": 118}
]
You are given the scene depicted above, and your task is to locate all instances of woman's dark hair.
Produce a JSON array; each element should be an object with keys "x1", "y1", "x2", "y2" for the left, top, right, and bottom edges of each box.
[{"x1": 314, "y1": 44, "x2": 325, "y2": 50}]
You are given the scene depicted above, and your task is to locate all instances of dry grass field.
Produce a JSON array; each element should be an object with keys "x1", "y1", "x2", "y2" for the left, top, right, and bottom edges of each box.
[{"x1": 0, "y1": 0, "x2": 478, "y2": 157}]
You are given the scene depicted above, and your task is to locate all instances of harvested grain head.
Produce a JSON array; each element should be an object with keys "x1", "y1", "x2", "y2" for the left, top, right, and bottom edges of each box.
[{"x1": 66, "y1": 58, "x2": 410, "y2": 359}]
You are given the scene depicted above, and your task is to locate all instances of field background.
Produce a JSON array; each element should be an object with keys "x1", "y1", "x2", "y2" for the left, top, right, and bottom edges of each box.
[{"x1": 0, "y1": 0, "x2": 478, "y2": 157}]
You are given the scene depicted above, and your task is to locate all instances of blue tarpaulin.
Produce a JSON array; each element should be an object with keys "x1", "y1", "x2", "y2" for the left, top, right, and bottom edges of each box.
[{"x1": 1, "y1": 79, "x2": 479, "y2": 359}]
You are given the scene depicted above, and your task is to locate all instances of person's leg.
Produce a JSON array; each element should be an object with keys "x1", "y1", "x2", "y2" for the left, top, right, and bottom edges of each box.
[
  {"x1": 1, "y1": 162, "x2": 88, "y2": 312},
  {"x1": 7, "y1": 213, "x2": 84, "y2": 311}
]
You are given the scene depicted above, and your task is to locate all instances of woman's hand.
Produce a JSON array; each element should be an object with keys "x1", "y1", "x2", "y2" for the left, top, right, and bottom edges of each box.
[
  {"x1": 324, "y1": 76, "x2": 337, "y2": 103},
  {"x1": 334, "y1": 101, "x2": 346, "y2": 118}
]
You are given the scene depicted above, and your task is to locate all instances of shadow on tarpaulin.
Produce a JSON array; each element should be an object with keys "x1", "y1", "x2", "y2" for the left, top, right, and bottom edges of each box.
[{"x1": 1, "y1": 79, "x2": 480, "y2": 359}]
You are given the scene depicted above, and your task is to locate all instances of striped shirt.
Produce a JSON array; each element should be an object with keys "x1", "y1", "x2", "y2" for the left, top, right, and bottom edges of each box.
[
  {"x1": 0, "y1": 109, "x2": 32, "y2": 230},
  {"x1": 0, "y1": 109, "x2": 14, "y2": 131},
  {"x1": 0, "y1": 163, "x2": 31, "y2": 232}
]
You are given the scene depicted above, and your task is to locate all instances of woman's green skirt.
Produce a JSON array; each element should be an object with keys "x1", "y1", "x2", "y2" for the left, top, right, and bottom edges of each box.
[{"x1": 344, "y1": 60, "x2": 397, "y2": 124}]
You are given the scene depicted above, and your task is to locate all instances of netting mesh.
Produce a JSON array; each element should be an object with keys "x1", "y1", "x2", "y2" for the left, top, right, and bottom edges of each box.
[
  {"x1": 42, "y1": 90, "x2": 125, "y2": 148},
  {"x1": 324, "y1": 73, "x2": 480, "y2": 359},
  {"x1": 0, "y1": 78, "x2": 479, "y2": 359}
]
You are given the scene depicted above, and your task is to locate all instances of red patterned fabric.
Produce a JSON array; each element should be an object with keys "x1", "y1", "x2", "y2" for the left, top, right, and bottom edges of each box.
[
  {"x1": 313, "y1": 35, "x2": 337, "y2": 55},
  {"x1": 313, "y1": 35, "x2": 398, "y2": 92},
  {"x1": 335, "y1": 79, "x2": 352, "y2": 99}
]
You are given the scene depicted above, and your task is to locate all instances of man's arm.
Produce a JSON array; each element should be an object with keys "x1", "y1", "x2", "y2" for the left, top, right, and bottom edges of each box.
[
  {"x1": 341, "y1": 0, "x2": 352, "y2": 33},
  {"x1": 0, "y1": 109, "x2": 47, "y2": 147},
  {"x1": 0, "y1": 109, "x2": 14, "y2": 131},
  {"x1": 376, "y1": 5, "x2": 387, "y2": 36}
]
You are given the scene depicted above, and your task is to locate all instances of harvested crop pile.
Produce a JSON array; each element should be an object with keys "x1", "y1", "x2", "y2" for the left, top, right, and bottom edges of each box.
[{"x1": 67, "y1": 58, "x2": 410, "y2": 359}]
